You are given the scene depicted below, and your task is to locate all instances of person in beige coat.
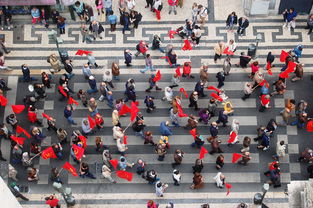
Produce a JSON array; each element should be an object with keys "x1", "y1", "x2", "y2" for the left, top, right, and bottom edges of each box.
[
  {"x1": 48, "y1": 53, "x2": 61, "y2": 73},
  {"x1": 102, "y1": 164, "x2": 116, "y2": 183},
  {"x1": 199, "y1": 65, "x2": 209, "y2": 85},
  {"x1": 112, "y1": 109, "x2": 120, "y2": 126},
  {"x1": 117, "y1": 138, "x2": 128, "y2": 155},
  {"x1": 113, "y1": 126, "x2": 124, "y2": 140},
  {"x1": 213, "y1": 41, "x2": 225, "y2": 63}
]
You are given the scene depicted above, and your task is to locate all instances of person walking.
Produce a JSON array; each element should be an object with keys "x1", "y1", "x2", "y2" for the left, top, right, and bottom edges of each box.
[
  {"x1": 87, "y1": 75, "x2": 98, "y2": 94},
  {"x1": 172, "y1": 149, "x2": 184, "y2": 167},
  {"x1": 64, "y1": 105, "x2": 76, "y2": 125},
  {"x1": 291, "y1": 63, "x2": 304, "y2": 82},
  {"x1": 102, "y1": 164, "x2": 116, "y2": 183},
  {"x1": 141, "y1": 54, "x2": 155, "y2": 73},
  {"x1": 192, "y1": 159, "x2": 203, "y2": 173},
  {"x1": 79, "y1": 162, "x2": 96, "y2": 179},
  {"x1": 306, "y1": 14, "x2": 313, "y2": 35},
  {"x1": 213, "y1": 41, "x2": 225, "y2": 63},
  {"x1": 145, "y1": 74, "x2": 162, "y2": 92},
  {"x1": 152, "y1": 34, "x2": 165, "y2": 53},
  {"x1": 226, "y1": 12, "x2": 237, "y2": 31},
  {"x1": 241, "y1": 82, "x2": 253, "y2": 100},
  {"x1": 208, "y1": 137, "x2": 223, "y2": 154},
  {"x1": 273, "y1": 140, "x2": 286, "y2": 161},
  {"x1": 168, "y1": 0, "x2": 178, "y2": 15},
  {"x1": 216, "y1": 71, "x2": 225, "y2": 88},
  {"x1": 48, "y1": 54, "x2": 61, "y2": 74},
  {"x1": 135, "y1": 40, "x2": 149, "y2": 57},
  {"x1": 238, "y1": 151, "x2": 251, "y2": 165},
  {"x1": 213, "y1": 172, "x2": 225, "y2": 188},
  {"x1": 172, "y1": 169, "x2": 181, "y2": 186},
  {"x1": 190, "y1": 172, "x2": 204, "y2": 189},
  {"x1": 197, "y1": 5, "x2": 208, "y2": 28},
  {"x1": 223, "y1": 56, "x2": 231, "y2": 76},
  {"x1": 283, "y1": 8, "x2": 297, "y2": 31},
  {"x1": 216, "y1": 110, "x2": 228, "y2": 127},
  {"x1": 160, "y1": 121, "x2": 172, "y2": 136},
  {"x1": 124, "y1": 49, "x2": 132, "y2": 67},
  {"x1": 216, "y1": 154, "x2": 224, "y2": 170},
  {"x1": 102, "y1": 69, "x2": 114, "y2": 88},
  {"x1": 189, "y1": 91, "x2": 199, "y2": 111},
  {"x1": 155, "y1": 181, "x2": 168, "y2": 197}
]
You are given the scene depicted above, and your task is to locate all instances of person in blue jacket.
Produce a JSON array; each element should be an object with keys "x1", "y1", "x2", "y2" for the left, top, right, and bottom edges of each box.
[
  {"x1": 292, "y1": 44, "x2": 303, "y2": 63},
  {"x1": 124, "y1": 49, "x2": 132, "y2": 67},
  {"x1": 283, "y1": 8, "x2": 297, "y2": 30},
  {"x1": 160, "y1": 121, "x2": 172, "y2": 136}
]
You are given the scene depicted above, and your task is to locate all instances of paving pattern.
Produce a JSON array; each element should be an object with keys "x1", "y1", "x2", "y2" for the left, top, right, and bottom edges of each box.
[{"x1": 1, "y1": 0, "x2": 313, "y2": 207}]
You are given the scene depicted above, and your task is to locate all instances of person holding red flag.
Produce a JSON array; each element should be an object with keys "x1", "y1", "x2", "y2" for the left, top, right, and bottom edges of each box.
[
  {"x1": 45, "y1": 194, "x2": 61, "y2": 208},
  {"x1": 135, "y1": 40, "x2": 149, "y2": 57},
  {"x1": 182, "y1": 62, "x2": 194, "y2": 78},
  {"x1": 27, "y1": 106, "x2": 42, "y2": 126},
  {"x1": 259, "y1": 94, "x2": 271, "y2": 112},
  {"x1": 145, "y1": 74, "x2": 162, "y2": 92},
  {"x1": 291, "y1": 63, "x2": 304, "y2": 82}
]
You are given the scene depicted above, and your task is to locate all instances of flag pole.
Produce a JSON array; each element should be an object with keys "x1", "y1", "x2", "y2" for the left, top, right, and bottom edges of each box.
[
  {"x1": 123, "y1": 121, "x2": 133, "y2": 133},
  {"x1": 56, "y1": 168, "x2": 64, "y2": 177},
  {"x1": 29, "y1": 151, "x2": 43, "y2": 162}
]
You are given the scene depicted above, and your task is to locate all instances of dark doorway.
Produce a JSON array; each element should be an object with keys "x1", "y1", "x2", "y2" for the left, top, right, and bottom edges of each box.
[{"x1": 279, "y1": 0, "x2": 313, "y2": 14}]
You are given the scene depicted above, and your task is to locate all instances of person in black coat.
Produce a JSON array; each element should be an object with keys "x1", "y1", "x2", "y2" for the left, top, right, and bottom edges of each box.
[
  {"x1": 152, "y1": 34, "x2": 165, "y2": 53},
  {"x1": 125, "y1": 85, "x2": 136, "y2": 102},
  {"x1": 189, "y1": 91, "x2": 199, "y2": 111},
  {"x1": 237, "y1": 17, "x2": 249, "y2": 36},
  {"x1": 130, "y1": 11, "x2": 142, "y2": 29},
  {"x1": 64, "y1": 59, "x2": 75, "y2": 79},
  {"x1": 216, "y1": 110, "x2": 228, "y2": 127},
  {"x1": 192, "y1": 159, "x2": 204, "y2": 174},
  {"x1": 266, "y1": 52, "x2": 275, "y2": 67},
  {"x1": 226, "y1": 12, "x2": 237, "y2": 31},
  {"x1": 210, "y1": 122, "x2": 218, "y2": 138},
  {"x1": 124, "y1": 49, "x2": 132, "y2": 67},
  {"x1": 216, "y1": 71, "x2": 225, "y2": 88},
  {"x1": 194, "y1": 81, "x2": 206, "y2": 97},
  {"x1": 144, "y1": 96, "x2": 156, "y2": 113}
]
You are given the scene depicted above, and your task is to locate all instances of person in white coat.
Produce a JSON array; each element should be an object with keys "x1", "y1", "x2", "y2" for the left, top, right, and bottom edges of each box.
[
  {"x1": 213, "y1": 172, "x2": 225, "y2": 188},
  {"x1": 113, "y1": 126, "x2": 124, "y2": 140},
  {"x1": 116, "y1": 138, "x2": 128, "y2": 155},
  {"x1": 102, "y1": 69, "x2": 114, "y2": 88},
  {"x1": 102, "y1": 164, "x2": 116, "y2": 183},
  {"x1": 162, "y1": 87, "x2": 173, "y2": 103},
  {"x1": 231, "y1": 119, "x2": 240, "y2": 133}
]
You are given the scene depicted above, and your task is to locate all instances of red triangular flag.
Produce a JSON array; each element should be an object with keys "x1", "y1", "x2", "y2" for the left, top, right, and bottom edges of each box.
[
  {"x1": 279, "y1": 71, "x2": 289, "y2": 79},
  {"x1": 280, "y1": 50, "x2": 289, "y2": 62},
  {"x1": 228, "y1": 131, "x2": 238, "y2": 144},
  {"x1": 11, "y1": 105, "x2": 25, "y2": 114},
  {"x1": 130, "y1": 101, "x2": 139, "y2": 121},
  {"x1": 210, "y1": 92, "x2": 223, "y2": 102},
  {"x1": 83, "y1": 50, "x2": 92, "y2": 55},
  {"x1": 182, "y1": 39, "x2": 192, "y2": 51},
  {"x1": 58, "y1": 86, "x2": 68, "y2": 97},
  {"x1": 68, "y1": 97, "x2": 79, "y2": 106},
  {"x1": 16, "y1": 125, "x2": 31, "y2": 138},
  {"x1": 0, "y1": 95, "x2": 7, "y2": 106},
  {"x1": 72, "y1": 144, "x2": 84, "y2": 160},
  {"x1": 286, "y1": 61, "x2": 297, "y2": 73},
  {"x1": 307, "y1": 120, "x2": 313, "y2": 132},
  {"x1": 223, "y1": 47, "x2": 234, "y2": 55},
  {"x1": 199, "y1": 146, "x2": 208, "y2": 159},
  {"x1": 175, "y1": 66, "x2": 181, "y2": 77},
  {"x1": 177, "y1": 102, "x2": 188, "y2": 117},
  {"x1": 232, "y1": 153, "x2": 242, "y2": 163},
  {"x1": 207, "y1": 86, "x2": 221, "y2": 93},
  {"x1": 123, "y1": 135, "x2": 128, "y2": 145},
  {"x1": 259, "y1": 79, "x2": 267, "y2": 87},
  {"x1": 153, "y1": 70, "x2": 162, "y2": 82},
  {"x1": 110, "y1": 159, "x2": 118, "y2": 170},
  {"x1": 41, "y1": 146, "x2": 57, "y2": 160},
  {"x1": 179, "y1": 88, "x2": 188, "y2": 98},
  {"x1": 189, "y1": 128, "x2": 197, "y2": 138},
  {"x1": 168, "y1": 30, "x2": 177, "y2": 39},
  {"x1": 62, "y1": 162, "x2": 78, "y2": 177},
  {"x1": 225, "y1": 183, "x2": 232, "y2": 196},
  {"x1": 10, "y1": 135, "x2": 26, "y2": 145},
  {"x1": 42, "y1": 112, "x2": 53, "y2": 121},
  {"x1": 160, "y1": 56, "x2": 172, "y2": 66},
  {"x1": 75, "y1": 49, "x2": 84, "y2": 56},
  {"x1": 78, "y1": 135, "x2": 87, "y2": 148},
  {"x1": 87, "y1": 115, "x2": 96, "y2": 129},
  {"x1": 119, "y1": 104, "x2": 131, "y2": 116},
  {"x1": 116, "y1": 170, "x2": 133, "y2": 181}
]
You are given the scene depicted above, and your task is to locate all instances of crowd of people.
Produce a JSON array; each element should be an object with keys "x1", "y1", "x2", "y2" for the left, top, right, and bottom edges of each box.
[{"x1": 0, "y1": 2, "x2": 313, "y2": 208}]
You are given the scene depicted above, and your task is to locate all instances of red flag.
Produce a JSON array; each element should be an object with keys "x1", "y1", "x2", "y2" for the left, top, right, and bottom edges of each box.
[
  {"x1": 78, "y1": 135, "x2": 87, "y2": 148},
  {"x1": 119, "y1": 104, "x2": 131, "y2": 116},
  {"x1": 0, "y1": 95, "x2": 7, "y2": 106},
  {"x1": 286, "y1": 62, "x2": 296, "y2": 73},
  {"x1": 175, "y1": 66, "x2": 181, "y2": 77},
  {"x1": 161, "y1": 56, "x2": 172, "y2": 66},
  {"x1": 83, "y1": 50, "x2": 92, "y2": 55},
  {"x1": 177, "y1": 102, "x2": 188, "y2": 117},
  {"x1": 280, "y1": 50, "x2": 289, "y2": 62},
  {"x1": 62, "y1": 162, "x2": 78, "y2": 177},
  {"x1": 179, "y1": 88, "x2": 188, "y2": 98},
  {"x1": 16, "y1": 125, "x2": 31, "y2": 138},
  {"x1": 168, "y1": 30, "x2": 177, "y2": 39},
  {"x1": 58, "y1": 86, "x2": 68, "y2": 97},
  {"x1": 42, "y1": 112, "x2": 53, "y2": 121},
  {"x1": 232, "y1": 153, "x2": 242, "y2": 163},
  {"x1": 155, "y1": 9, "x2": 161, "y2": 20},
  {"x1": 123, "y1": 135, "x2": 128, "y2": 145},
  {"x1": 223, "y1": 47, "x2": 234, "y2": 55},
  {"x1": 68, "y1": 97, "x2": 79, "y2": 106},
  {"x1": 130, "y1": 101, "x2": 139, "y2": 121},
  {"x1": 228, "y1": 131, "x2": 238, "y2": 144},
  {"x1": 110, "y1": 159, "x2": 118, "y2": 170},
  {"x1": 259, "y1": 79, "x2": 267, "y2": 87},
  {"x1": 116, "y1": 170, "x2": 133, "y2": 181},
  {"x1": 199, "y1": 146, "x2": 208, "y2": 159},
  {"x1": 72, "y1": 144, "x2": 84, "y2": 160},
  {"x1": 88, "y1": 115, "x2": 96, "y2": 129},
  {"x1": 11, "y1": 105, "x2": 25, "y2": 114},
  {"x1": 41, "y1": 146, "x2": 57, "y2": 160},
  {"x1": 207, "y1": 86, "x2": 221, "y2": 93},
  {"x1": 279, "y1": 71, "x2": 289, "y2": 79},
  {"x1": 189, "y1": 128, "x2": 197, "y2": 138},
  {"x1": 75, "y1": 49, "x2": 84, "y2": 56},
  {"x1": 307, "y1": 120, "x2": 313, "y2": 132},
  {"x1": 210, "y1": 92, "x2": 223, "y2": 102},
  {"x1": 225, "y1": 183, "x2": 232, "y2": 196},
  {"x1": 182, "y1": 39, "x2": 192, "y2": 51},
  {"x1": 153, "y1": 70, "x2": 162, "y2": 82},
  {"x1": 266, "y1": 62, "x2": 273, "y2": 75},
  {"x1": 10, "y1": 135, "x2": 26, "y2": 145}
]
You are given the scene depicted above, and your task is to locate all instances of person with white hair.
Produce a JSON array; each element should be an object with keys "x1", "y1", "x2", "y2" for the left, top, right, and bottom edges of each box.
[
  {"x1": 162, "y1": 87, "x2": 173, "y2": 102},
  {"x1": 113, "y1": 125, "x2": 124, "y2": 140},
  {"x1": 102, "y1": 69, "x2": 114, "y2": 88},
  {"x1": 231, "y1": 119, "x2": 239, "y2": 133},
  {"x1": 213, "y1": 172, "x2": 225, "y2": 188}
]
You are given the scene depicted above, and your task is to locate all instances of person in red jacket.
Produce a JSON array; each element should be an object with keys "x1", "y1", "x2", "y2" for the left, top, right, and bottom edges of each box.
[
  {"x1": 259, "y1": 94, "x2": 270, "y2": 112},
  {"x1": 95, "y1": 113, "x2": 104, "y2": 129},
  {"x1": 182, "y1": 62, "x2": 194, "y2": 78},
  {"x1": 135, "y1": 40, "x2": 149, "y2": 57},
  {"x1": 45, "y1": 194, "x2": 61, "y2": 208},
  {"x1": 28, "y1": 105, "x2": 42, "y2": 126},
  {"x1": 168, "y1": 0, "x2": 178, "y2": 15}
]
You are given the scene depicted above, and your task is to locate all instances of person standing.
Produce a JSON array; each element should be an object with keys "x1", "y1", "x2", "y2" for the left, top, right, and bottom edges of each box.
[
  {"x1": 73, "y1": 1, "x2": 86, "y2": 21},
  {"x1": 80, "y1": 162, "x2": 96, "y2": 179},
  {"x1": 223, "y1": 56, "x2": 231, "y2": 76},
  {"x1": 87, "y1": 75, "x2": 98, "y2": 94},
  {"x1": 135, "y1": 40, "x2": 149, "y2": 57},
  {"x1": 197, "y1": 5, "x2": 208, "y2": 28},
  {"x1": 213, "y1": 41, "x2": 225, "y2": 63},
  {"x1": 155, "y1": 181, "x2": 168, "y2": 197},
  {"x1": 172, "y1": 169, "x2": 181, "y2": 186},
  {"x1": 216, "y1": 154, "x2": 224, "y2": 170},
  {"x1": 89, "y1": 20, "x2": 104, "y2": 40},
  {"x1": 291, "y1": 63, "x2": 304, "y2": 82},
  {"x1": 208, "y1": 137, "x2": 223, "y2": 154},
  {"x1": 226, "y1": 12, "x2": 237, "y2": 31},
  {"x1": 57, "y1": 16, "x2": 66, "y2": 35},
  {"x1": 194, "y1": 81, "x2": 206, "y2": 97},
  {"x1": 192, "y1": 159, "x2": 203, "y2": 173},
  {"x1": 124, "y1": 49, "x2": 132, "y2": 67},
  {"x1": 108, "y1": 11, "x2": 117, "y2": 32},
  {"x1": 48, "y1": 54, "x2": 61, "y2": 74},
  {"x1": 213, "y1": 172, "x2": 225, "y2": 188},
  {"x1": 190, "y1": 172, "x2": 204, "y2": 189},
  {"x1": 189, "y1": 91, "x2": 199, "y2": 111},
  {"x1": 141, "y1": 54, "x2": 155, "y2": 73},
  {"x1": 31, "y1": 7, "x2": 40, "y2": 25},
  {"x1": 95, "y1": 0, "x2": 104, "y2": 15},
  {"x1": 216, "y1": 71, "x2": 225, "y2": 88},
  {"x1": 152, "y1": 35, "x2": 165, "y2": 53},
  {"x1": 283, "y1": 8, "x2": 297, "y2": 31},
  {"x1": 104, "y1": 0, "x2": 113, "y2": 16},
  {"x1": 102, "y1": 164, "x2": 116, "y2": 183},
  {"x1": 64, "y1": 105, "x2": 76, "y2": 125},
  {"x1": 122, "y1": 12, "x2": 130, "y2": 34},
  {"x1": 238, "y1": 151, "x2": 251, "y2": 165},
  {"x1": 160, "y1": 121, "x2": 172, "y2": 136},
  {"x1": 237, "y1": 16, "x2": 249, "y2": 36},
  {"x1": 273, "y1": 140, "x2": 286, "y2": 161},
  {"x1": 168, "y1": 0, "x2": 178, "y2": 15},
  {"x1": 306, "y1": 14, "x2": 313, "y2": 35}
]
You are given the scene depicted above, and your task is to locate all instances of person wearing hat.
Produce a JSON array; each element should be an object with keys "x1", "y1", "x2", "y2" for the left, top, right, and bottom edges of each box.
[
  {"x1": 87, "y1": 75, "x2": 98, "y2": 94},
  {"x1": 189, "y1": 91, "x2": 199, "y2": 111}
]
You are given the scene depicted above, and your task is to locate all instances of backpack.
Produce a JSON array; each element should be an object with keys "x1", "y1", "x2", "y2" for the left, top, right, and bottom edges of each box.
[{"x1": 137, "y1": 13, "x2": 142, "y2": 22}]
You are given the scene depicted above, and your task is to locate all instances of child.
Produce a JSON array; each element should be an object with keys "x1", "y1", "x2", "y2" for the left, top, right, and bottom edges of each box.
[
  {"x1": 95, "y1": 136, "x2": 103, "y2": 152},
  {"x1": 172, "y1": 169, "x2": 181, "y2": 186},
  {"x1": 182, "y1": 62, "x2": 194, "y2": 78},
  {"x1": 87, "y1": 53, "x2": 99, "y2": 68}
]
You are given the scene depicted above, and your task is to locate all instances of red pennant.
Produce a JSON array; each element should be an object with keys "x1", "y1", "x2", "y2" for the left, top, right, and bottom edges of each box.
[
  {"x1": 62, "y1": 162, "x2": 78, "y2": 177},
  {"x1": 207, "y1": 86, "x2": 221, "y2": 93},
  {"x1": 41, "y1": 146, "x2": 57, "y2": 160},
  {"x1": 116, "y1": 170, "x2": 133, "y2": 181},
  {"x1": 160, "y1": 56, "x2": 172, "y2": 66},
  {"x1": 266, "y1": 62, "x2": 273, "y2": 75},
  {"x1": 87, "y1": 115, "x2": 96, "y2": 129},
  {"x1": 189, "y1": 128, "x2": 197, "y2": 138},
  {"x1": 280, "y1": 50, "x2": 289, "y2": 62},
  {"x1": 58, "y1": 86, "x2": 68, "y2": 97},
  {"x1": 16, "y1": 125, "x2": 31, "y2": 138},
  {"x1": 10, "y1": 135, "x2": 26, "y2": 145},
  {"x1": 182, "y1": 39, "x2": 193, "y2": 51},
  {"x1": 75, "y1": 49, "x2": 84, "y2": 56},
  {"x1": 119, "y1": 104, "x2": 131, "y2": 116},
  {"x1": 210, "y1": 92, "x2": 223, "y2": 102},
  {"x1": 223, "y1": 47, "x2": 234, "y2": 55},
  {"x1": 153, "y1": 70, "x2": 162, "y2": 82},
  {"x1": 179, "y1": 88, "x2": 188, "y2": 98},
  {"x1": 72, "y1": 144, "x2": 84, "y2": 160},
  {"x1": 27, "y1": 110, "x2": 37, "y2": 123},
  {"x1": 225, "y1": 183, "x2": 232, "y2": 196},
  {"x1": 110, "y1": 159, "x2": 118, "y2": 170},
  {"x1": 130, "y1": 101, "x2": 139, "y2": 121},
  {"x1": 228, "y1": 131, "x2": 238, "y2": 144},
  {"x1": 0, "y1": 95, "x2": 7, "y2": 106},
  {"x1": 199, "y1": 146, "x2": 208, "y2": 159},
  {"x1": 123, "y1": 135, "x2": 128, "y2": 145},
  {"x1": 175, "y1": 66, "x2": 181, "y2": 77},
  {"x1": 279, "y1": 71, "x2": 289, "y2": 79},
  {"x1": 307, "y1": 120, "x2": 313, "y2": 132},
  {"x1": 42, "y1": 112, "x2": 53, "y2": 121},
  {"x1": 168, "y1": 30, "x2": 177, "y2": 39},
  {"x1": 177, "y1": 102, "x2": 188, "y2": 117},
  {"x1": 259, "y1": 79, "x2": 267, "y2": 87},
  {"x1": 286, "y1": 62, "x2": 296, "y2": 73},
  {"x1": 78, "y1": 135, "x2": 87, "y2": 148},
  {"x1": 155, "y1": 9, "x2": 161, "y2": 20},
  {"x1": 83, "y1": 50, "x2": 92, "y2": 55},
  {"x1": 232, "y1": 153, "x2": 242, "y2": 163},
  {"x1": 68, "y1": 97, "x2": 79, "y2": 106},
  {"x1": 11, "y1": 105, "x2": 25, "y2": 114},
  {"x1": 261, "y1": 95, "x2": 270, "y2": 106}
]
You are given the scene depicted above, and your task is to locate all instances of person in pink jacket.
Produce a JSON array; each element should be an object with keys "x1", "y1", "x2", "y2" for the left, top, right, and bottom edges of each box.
[{"x1": 168, "y1": 0, "x2": 178, "y2": 15}]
